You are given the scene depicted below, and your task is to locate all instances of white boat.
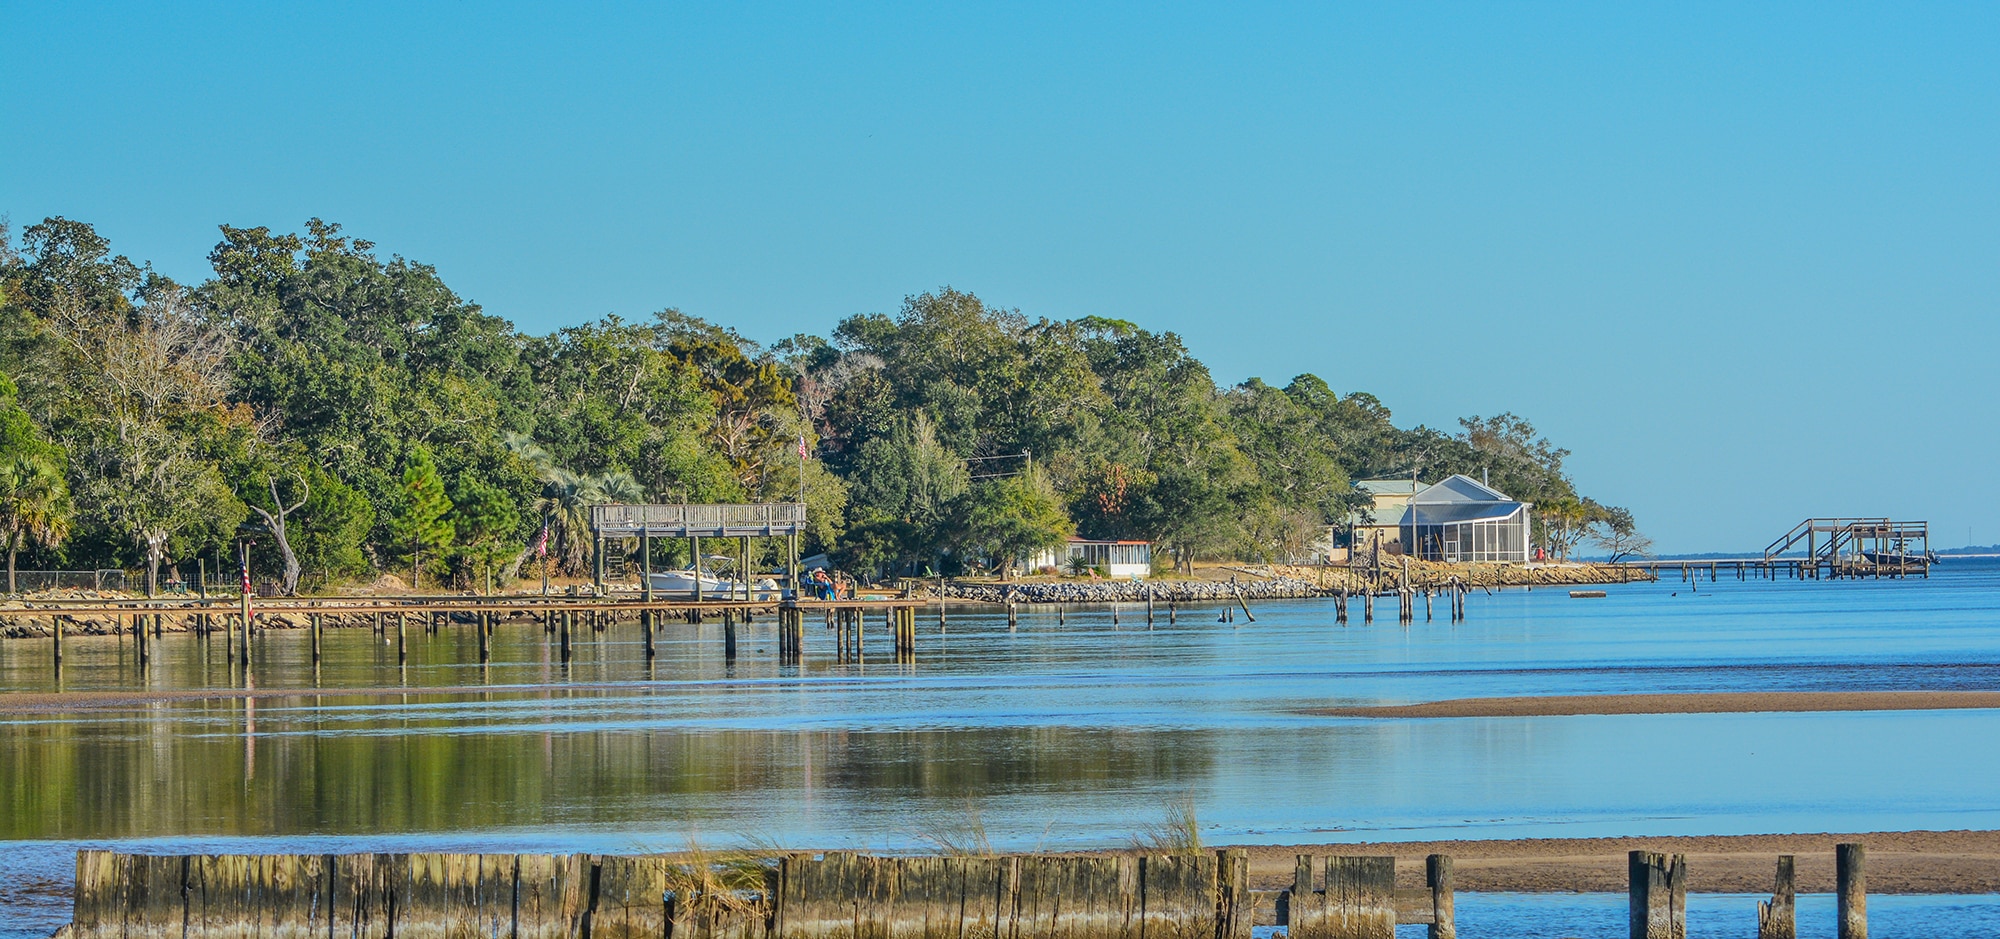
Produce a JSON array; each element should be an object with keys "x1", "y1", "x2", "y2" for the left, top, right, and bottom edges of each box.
[{"x1": 647, "y1": 570, "x2": 786, "y2": 600}]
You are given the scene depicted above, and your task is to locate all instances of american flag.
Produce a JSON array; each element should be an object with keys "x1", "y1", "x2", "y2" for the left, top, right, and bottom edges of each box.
[
  {"x1": 533, "y1": 522, "x2": 550, "y2": 559},
  {"x1": 240, "y1": 549, "x2": 253, "y2": 618},
  {"x1": 798, "y1": 435, "x2": 808, "y2": 459}
]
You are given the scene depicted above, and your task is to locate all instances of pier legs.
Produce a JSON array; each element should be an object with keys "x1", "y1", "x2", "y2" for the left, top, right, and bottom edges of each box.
[{"x1": 1838, "y1": 844, "x2": 1867, "y2": 939}]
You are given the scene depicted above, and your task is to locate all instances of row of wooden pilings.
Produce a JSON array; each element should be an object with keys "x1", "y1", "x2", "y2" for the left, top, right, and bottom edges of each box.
[
  {"x1": 1630, "y1": 844, "x2": 1869, "y2": 939},
  {"x1": 65, "y1": 844, "x2": 1875, "y2": 939},
  {"x1": 1332, "y1": 580, "x2": 1471, "y2": 626}
]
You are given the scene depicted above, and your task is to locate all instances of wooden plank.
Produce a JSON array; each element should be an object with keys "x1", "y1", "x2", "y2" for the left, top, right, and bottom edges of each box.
[
  {"x1": 1012, "y1": 858, "x2": 1054, "y2": 939},
  {"x1": 955, "y1": 858, "x2": 1004, "y2": 939},
  {"x1": 915, "y1": 857, "x2": 958, "y2": 939},
  {"x1": 71, "y1": 849, "x2": 123, "y2": 939},
  {"x1": 1288, "y1": 856, "x2": 1319, "y2": 939},
  {"x1": 1213, "y1": 851, "x2": 1248, "y2": 939},
  {"x1": 1136, "y1": 856, "x2": 1212, "y2": 939},
  {"x1": 1324, "y1": 857, "x2": 1392, "y2": 939},
  {"x1": 330, "y1": 853, "x2": 394, "y2": 939},
  {"x1": 855, "y1": 856, "x2": 896, "y2": 939},
  {"x1": 595, "y1": 855, "x2": 671, "y2": 939},
  {"x1": 404, "y1": 853, "x2": 467, "y2": 939},
  {"x1": 517, "y1": 854, "x2": 589, "y2": 939},
  {"x1": 127, "y1": 854, "x2": 186, "y2": 939},
  {"x1": 1079, "y1": 856, "x2": 1131, "y2": 939}
]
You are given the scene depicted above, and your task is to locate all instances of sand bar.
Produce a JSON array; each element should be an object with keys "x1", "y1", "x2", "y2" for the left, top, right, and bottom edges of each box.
[{"x1": 1307, "y1": 690, "x2": 2000, "y2": 718}]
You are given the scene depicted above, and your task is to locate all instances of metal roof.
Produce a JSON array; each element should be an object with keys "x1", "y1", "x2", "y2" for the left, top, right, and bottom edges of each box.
[
  {"x1": 1402, "y1": 501, "x2": 1528, "y2": 524},
  {"x1": 1412, "y1": 474, "x2": 1514, "y2": 504}
]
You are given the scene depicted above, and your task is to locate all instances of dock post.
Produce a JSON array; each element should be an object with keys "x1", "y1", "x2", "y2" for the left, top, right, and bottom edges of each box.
[
  {"x1": 1428, "y1": 854, "x2": 1455, "y2": 939},
  {"x1": 1425, "y1": 589, "x2": 1433, "y2": 622},
  {"x1": 474, "y1": 611, "x2": 487, "y2": 663},
  {"x1": 311, "y1": 613, "x2": 323, "y2": 664},
  {"x1": 1364, "y1": 591, "x2": 1373, "y2": 624},
  {"x1": 1146, "y1": 585, "x2": 1155, "y2": 624},
  {"x1": 397, "y1": 612, "x2": 407, "y2": 663},
  {"x1": 724, "y1": 612, "x2": 737, "y2": 660},
  {"x1": 1235, "y1": 585, "x2": 1256, "y2": 622},
  {"x1": 559, "y1": 608, "x2": 572, "y2": 663},
  {"x1": 1837, "y1": 843, "x2": 1866, "y2": 939},
  {"x1": 1628, "y1": 851, "x2": 1686, "y2": 939},
  {"x1": 641, "y1": 531, "x2": 656, "y2": 659},
  {"x1": 52, "y1": 618, "x2": 62, "y2": 669},
  {"x1": 1757, "y1": 855, "x2": 1795, "y2": 939}
]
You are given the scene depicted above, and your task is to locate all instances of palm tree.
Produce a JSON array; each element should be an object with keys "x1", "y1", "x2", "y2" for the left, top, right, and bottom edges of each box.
[
  {"x1": 504, "y1": 434, "x2": 649, "y2": 576},
  {"x1": 0, "y1": 451, "x2": 72, "y2": 594}
]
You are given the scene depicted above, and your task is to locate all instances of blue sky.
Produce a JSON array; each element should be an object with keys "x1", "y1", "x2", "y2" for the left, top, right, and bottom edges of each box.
[{"x1": 5, "y1": 3, "x2": 1997, "y2": 553}]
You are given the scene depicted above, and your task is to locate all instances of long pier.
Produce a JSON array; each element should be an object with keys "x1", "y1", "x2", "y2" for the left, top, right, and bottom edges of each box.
[{"x1": 0, "y1": 592, "x2": 927, "y2": 670}]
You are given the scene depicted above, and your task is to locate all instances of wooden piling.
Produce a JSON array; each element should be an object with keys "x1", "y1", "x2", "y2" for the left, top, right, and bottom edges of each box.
[
  {"x1": 1326, "y1": 856, "x2": 1395, "y2": 939},
  {"x1": 1837, "y1": 843, "x2": 1866, "y2": 939},
  {"x1": 1628, "y1": 851, "x2": 1686, "y2": 939},
  {"x1": 1757, "y1": 855, "x2": 1795, "y2": 939},
  {"x1": 1426, "y1": 854, "x2": 1455, "y2": 939}
]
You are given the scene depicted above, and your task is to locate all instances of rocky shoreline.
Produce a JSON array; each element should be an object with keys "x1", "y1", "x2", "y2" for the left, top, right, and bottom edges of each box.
[{"x1": 939, "y1": 562, "x2": 1654, "y2": 605}]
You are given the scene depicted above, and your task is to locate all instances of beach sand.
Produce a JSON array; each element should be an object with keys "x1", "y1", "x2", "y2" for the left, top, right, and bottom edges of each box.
[{"x1": 1306, "y1": 690, "x2": 2000, "y2": 719}]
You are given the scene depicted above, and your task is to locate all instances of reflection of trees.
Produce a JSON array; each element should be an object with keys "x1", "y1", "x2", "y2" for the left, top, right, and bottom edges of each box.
[{"x1": 0, "y1": 717, "x2": 1217, "y2": 840}]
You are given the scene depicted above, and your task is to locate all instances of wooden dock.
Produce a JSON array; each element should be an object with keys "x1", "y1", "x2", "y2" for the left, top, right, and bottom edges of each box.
[{"x1": 0, "y1": 592, "x2": 926, "y2": 671}]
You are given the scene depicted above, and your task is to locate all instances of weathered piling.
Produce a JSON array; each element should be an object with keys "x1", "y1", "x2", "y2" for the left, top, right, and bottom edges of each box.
[
  {"x1": 1628, "y1": 851, "x2": 1686, "y2": 939},
  {"x1": 72, "y1": 848, "x2": 1487, "y2": 939},
  {"x1": 1757, "y1": 855, "x2": 1795, "y2": 939},
  {"x1": 1838, "y1": 843, "x2": 1866, "y2": 939},
  {"x1": 1426, "y1": 854, "x2": 1455, "y2": 939}
]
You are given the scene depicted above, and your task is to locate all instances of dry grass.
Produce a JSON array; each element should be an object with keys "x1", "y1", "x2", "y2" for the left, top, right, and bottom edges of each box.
[
  {"x1": 1130, "y1": 794, "x2": 1203, "y2": 857},
  {"x1": 909, "y1": 801, "x2": 999, "y2": 857}
]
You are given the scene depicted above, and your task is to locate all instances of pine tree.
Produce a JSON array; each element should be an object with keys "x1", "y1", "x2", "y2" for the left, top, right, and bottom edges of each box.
[{"x1": 388, "y1": 446, "x2": 454, "y2": 589}]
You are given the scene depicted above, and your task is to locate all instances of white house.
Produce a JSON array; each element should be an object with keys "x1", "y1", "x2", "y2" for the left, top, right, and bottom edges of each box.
[
  {"x1": 1030, "y1": 538, "x2": 1154, "y2": 578},
  {"x1": 1401, "y1": 474, "x2": 1532, "y2": 563}
]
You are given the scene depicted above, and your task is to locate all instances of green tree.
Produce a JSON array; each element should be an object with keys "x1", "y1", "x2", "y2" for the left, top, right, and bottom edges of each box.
[
  {"x1": 0, "y1": 372, "x2": 71, "y2": 592},
  {"x1": 451, "y1": 477, "x2": 520, "y2": 591},
  {"x1": 956, "y1": 467, "x2": 1073, "y2": 576},
  {"x1": 842, "y1": 412, "x2": 968, "y2": 575},
  {"x1": 386, "y1": 445, "x2": 454, "y2": 588}
]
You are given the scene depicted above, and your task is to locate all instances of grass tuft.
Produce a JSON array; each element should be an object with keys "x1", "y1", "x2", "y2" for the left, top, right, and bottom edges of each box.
[{"x1": 1129, "y1": 793, "x2": 1203, "y2": 856}]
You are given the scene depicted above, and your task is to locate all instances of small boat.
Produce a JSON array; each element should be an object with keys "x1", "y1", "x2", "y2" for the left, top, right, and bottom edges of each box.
[
  {"x1": 1861, "y1": 550, "x2": 1938, "y2": 567},
  {"x1": 646, "y1": 570, "x2": 787, "y2": 600}
]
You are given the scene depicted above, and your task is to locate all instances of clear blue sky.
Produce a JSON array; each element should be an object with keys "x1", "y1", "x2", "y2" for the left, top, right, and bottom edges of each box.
[{"x1": 5, "y1": 3, "x2": 1997, "y2": 554}]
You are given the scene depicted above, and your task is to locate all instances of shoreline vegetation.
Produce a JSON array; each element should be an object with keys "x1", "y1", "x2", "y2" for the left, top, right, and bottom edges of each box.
[{"x1": 0, "y1": 217, "x2": 1643, "y2": 602}]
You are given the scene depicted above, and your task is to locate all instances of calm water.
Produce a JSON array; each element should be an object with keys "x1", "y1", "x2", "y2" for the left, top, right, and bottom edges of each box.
[{"x1": 3, "y1": 561, "x2": 1999, "y2": 935}]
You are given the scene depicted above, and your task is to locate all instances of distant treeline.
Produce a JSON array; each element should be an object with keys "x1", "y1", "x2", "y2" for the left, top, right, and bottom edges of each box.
[{"x1": 0, "y1": 217, "x2": 1636, "y2": 592}]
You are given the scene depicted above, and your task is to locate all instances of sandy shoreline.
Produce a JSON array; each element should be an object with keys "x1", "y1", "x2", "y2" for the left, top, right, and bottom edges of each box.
[
  {"x1": 1222, "y1": 830, "x2": 2000, "y2": 893},
  {"x1": 1307, "y1": 690, "x2": 2000, "y2": 718}
]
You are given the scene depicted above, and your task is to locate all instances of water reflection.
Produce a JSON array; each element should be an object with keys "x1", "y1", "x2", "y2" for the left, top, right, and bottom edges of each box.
[{"x1": 2, "y1": 562, "x2": 2000, "y2": 848}]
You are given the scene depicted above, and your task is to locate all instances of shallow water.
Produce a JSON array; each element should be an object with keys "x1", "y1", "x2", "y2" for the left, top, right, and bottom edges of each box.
[{"x1": 3, "y1": 561, "x2": 2000, "y2": 932}]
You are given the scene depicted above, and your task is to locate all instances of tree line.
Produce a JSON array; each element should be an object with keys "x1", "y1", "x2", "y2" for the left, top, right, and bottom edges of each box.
[{"x1": 0, "y1": 217, "x2": 1644, "y2": 593}]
